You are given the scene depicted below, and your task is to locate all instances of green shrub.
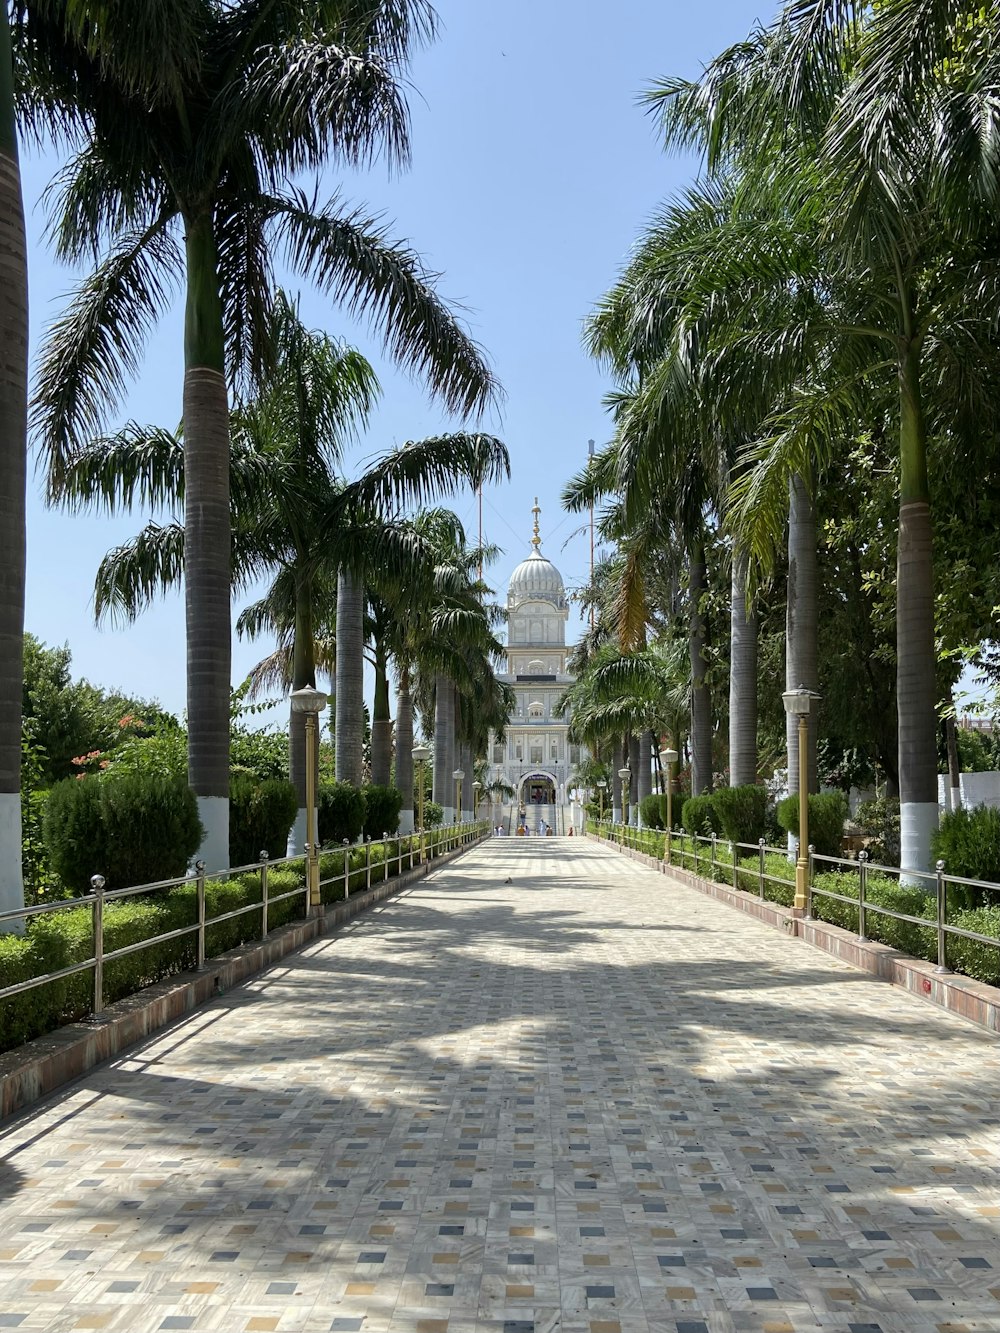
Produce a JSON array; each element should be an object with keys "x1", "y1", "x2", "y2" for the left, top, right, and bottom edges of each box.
[
  {"x1": 229, "y1": 776, "x2": 299, "y2": 867},
  {"x1": 931, "y1": 805, "x2": 1000, "y2": 893},
  {"x1": 948, "y1": 905, "x2": 1000, "y2": 986},
  {"x1": 854, "y1": 796, "x2": 901, "y2": 865},
  {"x1": 317, "y1": 781, "x2": 366, "y2": 845},
  {"x1": 44, "y1": 771, "x2": 203, "y2": 892},
  {"x1": 681, "y1": 794, "x2": 720, "y2": 837},
  {"x1": 362, "y1": 785, "x2": 403, "y2": 838},
  {"x1": 811, "y1": 870, "x2": 935, "y2": 958},
  {"x1": 423, "y1": 800, "x2": 444, "y2": 828},
  {"x1": 776, "y1": 791, "x2": 848, "y2": 858},
  {"x1": 712, "y1": 784, "x2": 767, "y2": 846},
  {"x1": 640, "y1": 793, "x2": 665, "y2": 829},
  {"x1": 734, "y1": 852, "x2": 795, "y2": 906}
]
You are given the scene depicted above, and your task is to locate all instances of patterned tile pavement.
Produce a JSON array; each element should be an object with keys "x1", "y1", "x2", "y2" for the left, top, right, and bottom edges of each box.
[{"x1": 2, "y1": 838, "x2": 1000, "y2": 1333}]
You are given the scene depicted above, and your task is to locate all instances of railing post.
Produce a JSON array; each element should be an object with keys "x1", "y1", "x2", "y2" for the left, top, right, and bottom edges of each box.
[
  {"x1": 710, "y1": 832, "x2": 717, "y2": 879},
  {"x1": 343, "y1": 839, "x2": 351, "y2": 900},
  {"x1": 731, "y1": 841, "x2": 738, "y2": 891},
  {"x1": 366, "y1": 835, "x2": 372, "y2": 890},
  {"x1": 383, "y1": 833, "x2": 390, "y2": 882},
  {"x1": 935, "y1": 859, "x2": 950, "y2": 973},
  {"x1": 194, "y1": 858, "x2": 207, "y2": 965},
  {"x1": 758, "y1": 838, "x2": 765, "y2": 900},
  {"x1": 259, "y1": 852, "x2": 269, "y2": 942},
  {"x1": 806, "y1": 844, "x2": 815, "y2": 919},
  {"x1": 90, "y1": 874, "x2": 105, "y2": 1015},
  {"x1": 857, "y1": 849, "x2": 868, "y2": 941}
]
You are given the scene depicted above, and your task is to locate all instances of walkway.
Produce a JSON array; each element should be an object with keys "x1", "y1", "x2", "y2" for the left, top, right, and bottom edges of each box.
[{"x1": 2, "y1": 840, "x2": 1000, "y2": 1333}]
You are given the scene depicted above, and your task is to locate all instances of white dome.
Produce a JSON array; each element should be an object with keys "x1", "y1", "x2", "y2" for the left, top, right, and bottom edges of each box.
[{"x1": 508, "y1": 549, "x2": 566, "y2": 606}]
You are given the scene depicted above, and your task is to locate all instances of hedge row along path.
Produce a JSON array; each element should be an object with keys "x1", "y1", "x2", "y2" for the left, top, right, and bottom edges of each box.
[{"x1": 2, "y1": 839, "x2": 1000, "y2": 1331}]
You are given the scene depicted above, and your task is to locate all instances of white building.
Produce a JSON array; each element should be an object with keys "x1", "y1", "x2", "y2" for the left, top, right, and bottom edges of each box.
[{"x1": 487, "y1": 501, "x2": 587, "y2": 831}]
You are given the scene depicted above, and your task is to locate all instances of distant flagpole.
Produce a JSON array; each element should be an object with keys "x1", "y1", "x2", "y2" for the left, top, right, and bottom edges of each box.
[{"x1": 588, "y1": 439, "x2": 595, "y2": 633}]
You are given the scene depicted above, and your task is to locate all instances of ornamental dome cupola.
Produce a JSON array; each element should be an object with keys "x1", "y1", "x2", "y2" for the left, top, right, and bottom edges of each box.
[{"x1": 507, "y1": 498, "x2": 567, "y2": 610}]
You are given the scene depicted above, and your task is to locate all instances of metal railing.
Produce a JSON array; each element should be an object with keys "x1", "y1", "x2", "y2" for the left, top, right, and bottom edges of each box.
[
  {"x1": 588, "y1": 818, "x2": 1000, "y2": 975},
  {"x1": 0, "y1": 820, "x2": 488, "y2": 1022}
]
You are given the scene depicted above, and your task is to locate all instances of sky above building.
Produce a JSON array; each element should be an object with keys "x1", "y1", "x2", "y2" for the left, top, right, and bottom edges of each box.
[{"x1": 22, "y1": 0, "x2": 771, "y2": 721}]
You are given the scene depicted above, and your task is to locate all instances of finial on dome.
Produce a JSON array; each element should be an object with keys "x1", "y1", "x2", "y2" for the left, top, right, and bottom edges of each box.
[{"x1": 531, "y1": 497, "x2": 541, "y2": 550}]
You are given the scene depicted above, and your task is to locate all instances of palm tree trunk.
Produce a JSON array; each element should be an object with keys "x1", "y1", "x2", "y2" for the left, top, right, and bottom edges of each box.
[
  {"x1": 689, "y1": 544, "x2": 713, "y2": 795},
  {"x1": 396, "y1": 664, "x2": 414, "y2": 834},
  {"x1": 897, "y1": 338, "x2": 938, "y2": 871},
  {"x1": 432, "y1": 674, "x2": 454, "y2": 822},
  {"x1": 370, "y1": 637, "x2": 392, "y2": 786},
  {"x1": 628, "y1": 732, "x2": 641, "y2": 824},
  {"x1": 287, "y1": 566, "x2": 315, "y2": 855},
  {"x1": 637, "y1": 730, "x2": 654, "y2": 825},
  {"x1": 786, "y1": 471, "x2": 818, "y2": 815},
  {"x1": 611, "y1": 739, "x2": 623, "y2": 823},
  {"x1": 729, "y1": 547, "x2": 758, "y2": 787},
  {"x1": 183, "y1": 214, "x2": 231, "y2": 872},
  {"x1": 335, "y1": 568, "x2": 364, "y2": 786},
  {"x1": 0, "y1": 21, "x2": 26, "y2": 923}
]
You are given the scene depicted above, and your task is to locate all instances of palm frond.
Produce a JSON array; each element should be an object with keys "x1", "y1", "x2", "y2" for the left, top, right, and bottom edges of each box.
[
  {"x1": 48, "y1": 422, "x2": 183, "y2": 512},
  {"x1": 93, "y1": 520, "x2": 184, "y2": 626}
]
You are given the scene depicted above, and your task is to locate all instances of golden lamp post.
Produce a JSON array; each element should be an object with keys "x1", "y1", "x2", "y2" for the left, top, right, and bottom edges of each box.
[
  {"x1": 658, "y1": 745, "x2": 678, "y2": 865},
  {"x1": 618, "y1": 765, "x2": 631, "y2": 827},
  {"x1": 472, "y1": 780, "x2": 481, "y2": 822},
  {"x1": 289, "y1": 685, "x2": 329, "y2": 911},
  {"x1": 453, "y1": 768, "x2": 465, "y2": 826},
  {"x1": 781, "y1": 685, "x2": 820, "y2": 913},
  {"x1": 596, "y1": 778, "x2": 606, "y2": 823},
  {"x1": 411, "y1": 742, "x2": 431, "y2": 862}
]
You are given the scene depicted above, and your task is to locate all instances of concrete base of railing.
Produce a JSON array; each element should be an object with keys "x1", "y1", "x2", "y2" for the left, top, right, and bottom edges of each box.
[
  {"x1": 0, "y1": 836, "x2": 482, "y2": 1122},
  {"x1": 591, "y1": 834, "x2": 1000, "y2": 1035}
]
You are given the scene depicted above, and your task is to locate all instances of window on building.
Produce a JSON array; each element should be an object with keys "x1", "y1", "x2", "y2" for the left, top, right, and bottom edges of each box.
[
  {"x1": 493, "y1": 744, "x2": 504, "y2": 764},
  {"x1": 528, "y1": 700, "x2": 543, "y2": 719},
  {"x1": 550, "y1": 743, "x2": 558, "y2": 761},
  {"x1": 530, "y1": 746, "x2": 543, "y2": 764},
  {"x1": 569, "y1": 744, "x2": 581, "y2": 765},
  {"x1": 515, "y1": 744, "x2": 523, "y2": 761}
]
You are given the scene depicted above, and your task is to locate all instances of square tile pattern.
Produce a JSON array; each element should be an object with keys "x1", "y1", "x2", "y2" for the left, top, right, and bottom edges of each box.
[{"x1": 2, "y1": 840, "x2": 1000, "y2": 1332}]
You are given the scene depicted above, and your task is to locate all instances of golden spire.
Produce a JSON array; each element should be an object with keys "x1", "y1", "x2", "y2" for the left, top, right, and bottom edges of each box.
[{"x1": 531, "y1": 496, "x2": 541, "y2": 550}]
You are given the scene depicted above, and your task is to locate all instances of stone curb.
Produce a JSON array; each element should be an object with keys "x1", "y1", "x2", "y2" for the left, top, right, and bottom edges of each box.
[
  {"x1": 1, "y1": 839, "x2": 481, "y2": 1122},
  {"x1": 592, "y1": 835, "x2": 1000, "y2": 1035}
]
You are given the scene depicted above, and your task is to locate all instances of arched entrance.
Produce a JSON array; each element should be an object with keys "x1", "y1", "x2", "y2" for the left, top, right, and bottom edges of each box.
[{"x1": 519, "y1": 771, "x2": 557, "y2": 806}]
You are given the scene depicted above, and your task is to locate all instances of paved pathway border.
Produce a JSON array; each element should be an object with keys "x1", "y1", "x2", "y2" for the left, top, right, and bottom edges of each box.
[{"x1": 595, "y1": 835, "x2": 1000, "y2": 1035}]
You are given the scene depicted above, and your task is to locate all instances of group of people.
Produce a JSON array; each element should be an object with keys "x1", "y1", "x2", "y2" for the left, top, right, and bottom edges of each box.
[{"x1": 493, "y1": 821, "x2": 555, "y2": 836}]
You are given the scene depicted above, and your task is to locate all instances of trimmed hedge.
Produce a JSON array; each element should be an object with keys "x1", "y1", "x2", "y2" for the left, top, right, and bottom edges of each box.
[
  {"x1": 776, "y1": 791, "x2": 848, "y2": 858},
  {"x1": 681, "y1": 794, "x2": 721, "y2": 837},
  {"x1": 639, "y1": 793, "x2": 665, "y2": 829},
  {"x1": 230, "y1": 776, "x2": 298, "y2": 866},
  {"x1": 43, "y1": 772, "x2": 203, "y2": 892},
  {"x1": 318, "y1": 781, "x2": 366, "y2": 845},
  {"x1": 932, "y1": 806, "x2": 1000, "y2": 893},
  {"x1": 362, "y1": 785, "x2": 403, "y2": 838},
  {"x1": 712, "y1": 784, "x2": 767, "y2": 845}
]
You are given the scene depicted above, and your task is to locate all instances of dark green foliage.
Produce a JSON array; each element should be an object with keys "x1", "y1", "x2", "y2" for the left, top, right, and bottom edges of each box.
[
  {"x1": 317, "y1": 781, "x2": 366, "y2": 845},
  {"x1": 811, "y1": 870, "x2": 936, "y2": 957},
  {"x1": 230, "y1": 726, "x2": 290, "y2": 781},
  {"x1": 362, "y1": 785, "x2": 403, "y2": 837},
  {"x1": 712, "y1": 784, "x2": 767, "y2": 845},
  {"x1": 639, "y1": 793, "x2": 665, "y2": 829},
  {"x1": 948, "y1": 905, "x2": 1000, "y2": 986},
  {"x1": 854, "y1": 796, "x2": 901, "y2": 865},
  {"x1": 681, "y1": 794, "x2": 720, "y2": 837},
  {"x1": 229, "y1": 776, "x2": 299, "y2": 867},
  {"x1": 734, "y1": 852, "x2": 795, "y2": 906},
  {"x1": 932, "y1": 805, "x2": 1000, "y2": 892},
  {"x1": 423, "y1": 800, "x2": 444, "y2": 828},
  {"x1": 776, "y1": 791, "x2": 848, "y2": 858},
  {"x1": 43, "y1": 771, "x2": 203, "y2": 892}
]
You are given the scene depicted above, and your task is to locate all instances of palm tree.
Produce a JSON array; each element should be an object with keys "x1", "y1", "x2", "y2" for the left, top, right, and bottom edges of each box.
[
  {"x1": 24, "y1": 0, "x2": 499, "y2": 871},
  {"x1": 0, "y1": 15, "x2": 27, "y2": 920}
]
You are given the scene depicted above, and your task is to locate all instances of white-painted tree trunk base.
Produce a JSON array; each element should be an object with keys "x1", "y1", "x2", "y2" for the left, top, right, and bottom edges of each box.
[
  {"x1": 441, "y1": 806, "x2": 454, "y2": 826},
  {"x1": 287, "y1": 807, "x2": 308, "y2": 857},
  {"x1": 612, "y1": 804, "x2": 622, "y2": 824},
  {"x1": 196, "y1": 796, "x2": 230, "y2": 875},
  {"x1": 901, "y1": 801, "x2": 939, "y2": 884},
  {"x1": 0, "y1": 793, "x2": 24, "y2": 932},
  {"x1": 399, "y1": 808, "x2": 414, "y2": 835},
  {"x1": 949, "y1": 787, "x2": 961, "y2": 813}
]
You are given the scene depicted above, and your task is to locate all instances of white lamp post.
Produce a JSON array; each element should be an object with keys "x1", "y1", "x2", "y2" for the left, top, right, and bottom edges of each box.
[
  {"x1": 472, "y1": 779, "x2": 482, "y2": 822},
  {"x1": 659, "y1": 745, "x2": 678, "y2": 865},
  {"x1": 290, "y1": 685, "x2": 329, "y2": 911},
  {"x1": 781, "y1": 685, "x2": 820, "y2": 913},
  {"x1": 453, "y1": 768, "x2": 465, "y2": 825},
  {"x1": 596, "y1": 778, "x2": 607, "y2": 823},
  {"x1": 618, "y1": 766, "x2": 631, "y2": 827}
]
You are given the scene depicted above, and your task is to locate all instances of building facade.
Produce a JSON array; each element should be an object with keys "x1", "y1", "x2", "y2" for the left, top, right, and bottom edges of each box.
[{"x1": 487, "y1": 502, "x2": 587, "y2": 825}]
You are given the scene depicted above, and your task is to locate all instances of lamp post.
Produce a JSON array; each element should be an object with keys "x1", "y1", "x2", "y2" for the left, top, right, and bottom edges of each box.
[
  {"x1": 453, "y1": 768, "x2": 465, "y2": 826},
  {"x1": 596, "y1": 778, "x2": 607, "y2": 823},
  {"x1": 412, "y1": 742, "x2": 431, "y2": 862},
  {"x1": 618, "y1": 766, "x2": 631, "y2": 827},
  {"x1": 473, "y1": 780, "x2": 481, "y2": 822},
  {"x1": 781, "y1": 685, "x2": 820, "y2": 913},
  {"x1": 659, "y1": 745, "x2": 678, "y2": 865},
  {"x1": 289, "y1": 685, "x2": 329, "y2": 911}
]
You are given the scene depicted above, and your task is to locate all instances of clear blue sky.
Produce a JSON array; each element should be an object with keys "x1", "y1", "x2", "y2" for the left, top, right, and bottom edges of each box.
[{"x1": 21, "y1": 0, "x2": 770, "y2": 720}]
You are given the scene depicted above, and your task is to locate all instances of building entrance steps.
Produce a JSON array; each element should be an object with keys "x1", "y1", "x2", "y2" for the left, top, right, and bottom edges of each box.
[{"x1": 2, "y1": 839, "x2": 1000, "y2": 1332}]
